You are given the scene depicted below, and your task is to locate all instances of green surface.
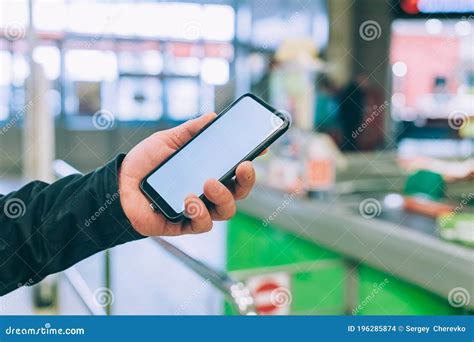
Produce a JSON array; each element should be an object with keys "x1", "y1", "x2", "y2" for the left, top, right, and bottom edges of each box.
[
  {"x1": 226, "y1": 212, "x2": 346, "y2": 315},
  {"x1": 356, "y1": 266, "x2": 460, "y2": 315},
  {"x1": 226, "y1": 211, "x2": 463, "y2": 315},
  {"x1": 227, "y1": 213, "x2": 340, "y2": 271},
  {"x1": 291, "y1": 266, "x2": 346, "y2": 314}
]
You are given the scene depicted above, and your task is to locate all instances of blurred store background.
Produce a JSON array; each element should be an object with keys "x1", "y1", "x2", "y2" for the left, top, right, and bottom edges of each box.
[{"x1": 0, "y1": 0, "x2": 473, "y2": 315}]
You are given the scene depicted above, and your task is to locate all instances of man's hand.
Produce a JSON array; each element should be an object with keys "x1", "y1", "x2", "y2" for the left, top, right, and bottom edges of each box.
[{"x1": 118, "y1": 113, "x2": 257, "y2": 236}]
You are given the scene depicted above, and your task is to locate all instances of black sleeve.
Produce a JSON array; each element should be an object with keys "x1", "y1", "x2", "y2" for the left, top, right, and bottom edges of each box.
[{"x1": 0, "y1": 154, "x2": 145, "y2": 296}]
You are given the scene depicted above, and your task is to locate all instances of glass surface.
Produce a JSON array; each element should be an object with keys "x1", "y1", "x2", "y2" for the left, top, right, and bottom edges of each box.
[
  {"x1": 391, "y1": 19, "x2": 474, "y2": 121},
  {"x1": 33, "y1": 46, "x2": 60, "y2": 80},
  {"x1": 147, "y1": 96, "x2": 284, "y2": 213},
  {"x1": 117, "y1": 77, "x2": 162, "y2": 120},
  {"x1": 201, "y1": 58, "x2": 229, "y2": 85},
  {"x1": 65, "y1": 50, "x2": 117, "y2": 82},
  {"x1": 166, "y1": 79, "x2": 200, "y2": 120},
  {"x1": 118, "y1": 51, "x2": 163, "y2": 75},
  {"x1": 25, "y1": 2, "x2": 234, "y2": 41},
  {"x1": 0, "y1": 0, "x2": 29, "y2": 29},
  {"x1": 165, "y1": 57, "x2": 200, "y2": 76},
  {"x1": 11, "y1": 53, "x2": 29, "y2": 86},
  {"x1": 0, "y1": 51, "x2": 12, "y2": 86},
  {"x1": 0, "y1": 86, "x2": 9, "y2": 121},
  {"x1": 249, "y1": 0, "x2": 327, "y2": 50}
]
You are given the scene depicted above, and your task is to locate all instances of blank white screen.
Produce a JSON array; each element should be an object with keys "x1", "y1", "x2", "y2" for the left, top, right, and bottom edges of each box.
[{"x1": 147, "y1": 96, "x2": 283, "y2": 213}]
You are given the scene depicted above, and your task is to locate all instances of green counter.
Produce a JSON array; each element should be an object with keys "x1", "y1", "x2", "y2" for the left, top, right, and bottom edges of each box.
[{"x1": 225, "y1": 190, "x2": 472, "y2": 315}]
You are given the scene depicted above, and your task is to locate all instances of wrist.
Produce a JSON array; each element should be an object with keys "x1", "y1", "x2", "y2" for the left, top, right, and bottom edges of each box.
[{"x1": 99, "y1": 154, "x2": 145, "y2": 241}]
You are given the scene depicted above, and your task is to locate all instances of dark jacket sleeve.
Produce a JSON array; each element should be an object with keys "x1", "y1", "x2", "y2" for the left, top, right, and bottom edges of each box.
[{"x1": 0, "y1": 154, "x2": 144, "y2": 296}]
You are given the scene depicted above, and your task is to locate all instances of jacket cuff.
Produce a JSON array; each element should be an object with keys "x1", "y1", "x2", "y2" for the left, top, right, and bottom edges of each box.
[{"x1": 96, "y1": 154, "x2": 146, "y2": 245}]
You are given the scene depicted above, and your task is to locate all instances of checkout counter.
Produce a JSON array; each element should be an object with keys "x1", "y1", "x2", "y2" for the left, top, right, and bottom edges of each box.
[{"x1": 225, "y1": 152, "x2": 474, "y2": 315}]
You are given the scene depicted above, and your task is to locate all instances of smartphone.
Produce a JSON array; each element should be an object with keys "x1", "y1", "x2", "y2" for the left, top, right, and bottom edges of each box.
[{"x1": 140, "y1": 93, "x2": 290, "y2": 222}]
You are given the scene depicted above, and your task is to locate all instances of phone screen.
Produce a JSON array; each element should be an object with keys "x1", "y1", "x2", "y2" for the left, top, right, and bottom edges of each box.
[{"x1": 144, "y1": 95, "x2": 285, "y2": 215}]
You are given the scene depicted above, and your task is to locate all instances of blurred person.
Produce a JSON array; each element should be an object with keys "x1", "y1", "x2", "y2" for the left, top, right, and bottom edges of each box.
[
  {"x1": 0, "y1": 113, "x2": 258, "y2": 296},
  {"x1": 313, "y1": 76, "x2": 341, "y2": 144},
  {"x1": 251, "y1": 55, "x2": 278, "y2": 104},
  {"x1": 337, "y1": 73, "x2": 369, "y2": 151},
  {"x1": 358, "y1": 76, "x2": 386, "y2": 151}
]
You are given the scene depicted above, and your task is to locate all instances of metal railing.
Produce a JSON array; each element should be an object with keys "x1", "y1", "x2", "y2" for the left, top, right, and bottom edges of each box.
[
  {"x1": 52, "y1": 160, "x2": 110, "y2": 315},
  {"x1": 62, "y1": 268, "x2": 106, "y2": 315},
  {"x1": 152, "y1": 237, "x2": 255, "y2": 315},
  {"x1": 52, "y1": 159, "x2": 256, "y2": 315}
]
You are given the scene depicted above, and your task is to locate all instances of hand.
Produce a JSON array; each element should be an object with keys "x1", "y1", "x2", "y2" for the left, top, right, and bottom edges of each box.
[{"x1": 118, "y1": 113, "x2": 257, "y2": 236}]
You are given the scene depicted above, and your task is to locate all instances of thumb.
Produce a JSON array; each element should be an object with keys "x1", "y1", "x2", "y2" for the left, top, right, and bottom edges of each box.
[{"x1": 165, "y1": 113, "x2": 217, "y2": 148}]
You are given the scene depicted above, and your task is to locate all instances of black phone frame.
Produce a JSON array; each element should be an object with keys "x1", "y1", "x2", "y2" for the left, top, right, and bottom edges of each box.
[{"x1": 139, "y1": 93, "x2": 291, "y2": 222}]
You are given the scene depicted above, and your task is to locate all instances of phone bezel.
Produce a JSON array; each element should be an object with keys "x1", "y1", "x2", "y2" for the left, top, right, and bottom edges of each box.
[{"x1": 139, "y1": 93, "x2": 290, "y2": 222}]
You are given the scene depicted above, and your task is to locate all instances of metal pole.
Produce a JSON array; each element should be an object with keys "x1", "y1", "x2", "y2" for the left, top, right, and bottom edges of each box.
[
  {"x1": 63, "y1": 268, "x2": 107, "y2": 316},
  {"x1": 152, "y1": 237, "x2": 256, "y2": 315},
  {"x1": 104, "y1": 249, "x2": 112, "y2": 315}
]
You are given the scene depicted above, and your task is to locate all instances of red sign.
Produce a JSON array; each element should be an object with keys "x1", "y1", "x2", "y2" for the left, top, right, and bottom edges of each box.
[
  {"x1": 246, "y1": 273, "x2": 291, "y2": 315},
  {"x1": 255, "y1": 282, "x2": 280, "y2": 314},
  {"x1": 401, "y1": 0, "x2": 420, "y2": 14}
]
